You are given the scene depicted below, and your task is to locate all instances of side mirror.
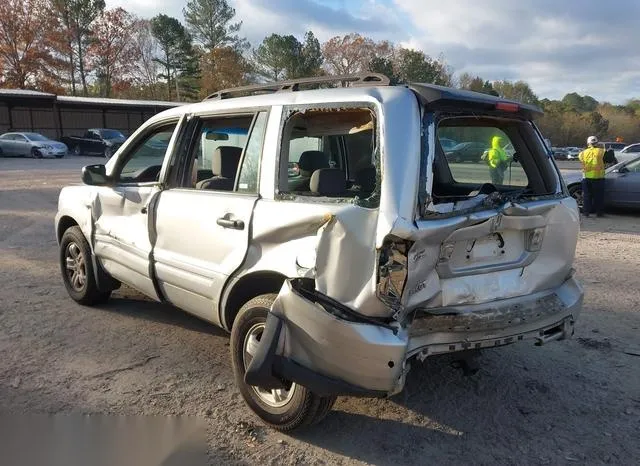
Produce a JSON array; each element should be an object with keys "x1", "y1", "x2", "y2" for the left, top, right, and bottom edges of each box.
[{"x1": 82, "y1": 164, "x2": 109, "y2": 186}]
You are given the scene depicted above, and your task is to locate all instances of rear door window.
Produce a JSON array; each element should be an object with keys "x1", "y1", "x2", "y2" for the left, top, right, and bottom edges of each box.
[{"x1": 278, "y1": 106, "x2": 378, "y2": 205}]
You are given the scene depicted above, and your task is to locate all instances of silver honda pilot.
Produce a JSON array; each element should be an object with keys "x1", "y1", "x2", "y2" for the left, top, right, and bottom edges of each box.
[{"x1": 55, "y1": 74, "x2": 583, "y2": 431}]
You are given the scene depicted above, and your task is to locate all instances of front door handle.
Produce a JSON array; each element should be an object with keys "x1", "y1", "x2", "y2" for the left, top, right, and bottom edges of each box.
[{"x1": 217, "y1": 217, "x2": 245, "y2": 230}]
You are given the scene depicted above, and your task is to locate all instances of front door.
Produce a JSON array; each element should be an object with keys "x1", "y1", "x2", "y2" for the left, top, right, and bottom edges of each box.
[
  {"x1": 93, "y1": 118, "x2": 182, "y2": 300},
  {"x1": 606, "y1": 158, "x2": 640, "y2": 207},
  {"x1": 152, "y1": 110, "x2": 269, "y2": 324}
]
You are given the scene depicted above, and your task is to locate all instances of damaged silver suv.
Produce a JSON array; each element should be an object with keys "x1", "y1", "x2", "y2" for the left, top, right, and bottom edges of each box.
[{"x1": 56, "y1": 74, "x2": 583, "y2": 431}]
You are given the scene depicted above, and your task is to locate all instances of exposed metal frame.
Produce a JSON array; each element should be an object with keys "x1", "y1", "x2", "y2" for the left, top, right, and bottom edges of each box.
[{"x1": 203, "y1": 73, "x2": 391, "y2": 101}]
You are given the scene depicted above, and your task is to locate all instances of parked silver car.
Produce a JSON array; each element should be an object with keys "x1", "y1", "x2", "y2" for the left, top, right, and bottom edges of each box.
[
  {"x1": 0, "y1": 132, "x2": 68, "y2": 158},
  {"x1": 55, "y1": 74, "x2": 583, "y2": 431}
]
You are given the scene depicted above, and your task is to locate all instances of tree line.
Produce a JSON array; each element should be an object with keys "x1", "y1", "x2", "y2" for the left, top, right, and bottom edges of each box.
[{"x1": 1, "y1": 0, "x2": 639, "y2": 146}]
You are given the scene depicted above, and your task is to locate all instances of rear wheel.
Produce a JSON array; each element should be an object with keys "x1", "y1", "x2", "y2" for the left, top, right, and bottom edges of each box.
[
  {"x1": 73, "y1": 145, "x2": 81, "y2": 156},
  {"x1": 59, "y1": 226, "x2": 111, "y2": 305},
  {"x1": 230, "y1": 294, "x2": 336, "y2": 431}
]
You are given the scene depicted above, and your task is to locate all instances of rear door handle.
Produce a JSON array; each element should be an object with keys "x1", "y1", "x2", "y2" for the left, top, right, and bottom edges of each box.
[{"x1": 217, "y1": 217, "x2": 245, "y2": 230}]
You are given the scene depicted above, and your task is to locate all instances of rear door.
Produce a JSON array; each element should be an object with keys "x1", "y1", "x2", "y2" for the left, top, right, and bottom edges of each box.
[
  {"x1": 93, "y1": 118, "x2": 182, "y2": 299},
  {"x1": 152, "y1": 110, "x2": 269, "y2": 324},
  {"x1": 14, "y1": 134, "x2": 30, "y2": 156}
]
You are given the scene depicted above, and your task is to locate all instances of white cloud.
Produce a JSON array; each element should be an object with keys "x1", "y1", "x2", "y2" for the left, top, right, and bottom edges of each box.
[
  {"x1": 103, "y1": 0, "x2": 640, "y2": 102},
  {"x1": 393, "y1": 0, "x2": 640, "y2": 102}
]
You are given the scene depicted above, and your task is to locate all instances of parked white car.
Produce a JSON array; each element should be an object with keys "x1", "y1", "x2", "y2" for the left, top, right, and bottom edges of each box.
[
  {"x1": 564, "y1": 147, "x2": 582, "y2": 160},
  {"x1": 0, "y1": 132, "x2": 68, "y2": 158},
  {"x1": 55, "y1": 74, "x2": 583, "y2": 431},
  {"x1": 617, "y1": 143, "x2": 640, "y2": 163}
]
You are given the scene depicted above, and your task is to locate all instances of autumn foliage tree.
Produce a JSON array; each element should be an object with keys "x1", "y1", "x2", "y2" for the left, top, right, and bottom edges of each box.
[
  {"x1": 89, "y1": 8, "x2": 140, "y2": 97},
  {"x1": 322, "y1": 33, "x2": 379, "y2": 75},
  {"x1": 200, "y1": 46, "x2": 250, "y2": 97},
  {"x1": 0, "y1": 0, "x2": 54, "y2": 89}
]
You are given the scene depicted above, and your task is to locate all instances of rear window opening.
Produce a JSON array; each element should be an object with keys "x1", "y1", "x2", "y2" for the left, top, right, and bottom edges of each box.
[
  {"x1": 278, "y1": 107, "x2": 379, "y2": 207},
  {"x1": 426, "y1": 115, "x2": 559, "y2": 214}
]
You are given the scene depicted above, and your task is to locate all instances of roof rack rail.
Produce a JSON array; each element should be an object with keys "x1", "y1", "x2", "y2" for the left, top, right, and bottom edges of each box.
[{"x1": 203, "y1": 73, "x2": 390, "y2": 101}]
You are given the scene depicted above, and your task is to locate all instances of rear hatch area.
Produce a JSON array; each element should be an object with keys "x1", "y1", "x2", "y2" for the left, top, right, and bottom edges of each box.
[{"x1": 401, "y1": 108, "x2": 580, "y2": 312}]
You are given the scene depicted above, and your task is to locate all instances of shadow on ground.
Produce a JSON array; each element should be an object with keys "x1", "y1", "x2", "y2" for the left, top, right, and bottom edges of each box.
[{"x1": 95, "y1": 292, "x2": 227, "y2": 338}]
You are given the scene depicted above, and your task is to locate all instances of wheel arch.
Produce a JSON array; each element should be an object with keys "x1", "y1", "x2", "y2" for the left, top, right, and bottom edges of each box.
[
  {"x1": 56, "y1": 215, "x2": 80, "y2": 244},
  {"x1": 220, "y1": 270, "x2": 289, "y2": 331}
]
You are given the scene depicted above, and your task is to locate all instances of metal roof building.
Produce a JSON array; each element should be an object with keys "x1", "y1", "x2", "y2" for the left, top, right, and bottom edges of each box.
[{"x1": 0, "y1": 90, "x2": 183, "y2": 139}]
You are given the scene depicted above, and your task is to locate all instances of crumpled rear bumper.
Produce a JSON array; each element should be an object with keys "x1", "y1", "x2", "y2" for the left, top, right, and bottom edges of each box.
[
  {"x1": 245, "y1": 277, "x2": 583, "y2": 397},
  {"x1": 245, "y1": 279, "x2": 407, "y2": 396}
]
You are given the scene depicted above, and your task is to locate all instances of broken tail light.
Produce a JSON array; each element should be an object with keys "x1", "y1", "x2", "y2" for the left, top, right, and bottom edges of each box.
[{"x1": 377, "y1": 237, "x2": 409, "y2": 309}]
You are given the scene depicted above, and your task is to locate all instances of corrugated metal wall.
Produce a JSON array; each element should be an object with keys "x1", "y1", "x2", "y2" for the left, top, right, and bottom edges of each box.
[{"x1": 0, "y1": 100, "x2": 172, "y2": 140}]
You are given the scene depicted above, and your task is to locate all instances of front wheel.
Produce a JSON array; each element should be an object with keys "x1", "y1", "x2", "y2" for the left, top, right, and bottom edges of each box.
[
  {"x1": 103, "y1": 147, "x2": 112, "y2": 159},
  {"x1": 230, "y1": 294, "x2": 336, "y2": 431},
  {"x1": 73, "y1": 145, "x2": 81, "y2": 156},
  {"x1": 568, "y1": 184, "x2": 583, "y2": 210},
  {"x1": 59, "y1": 226, "x2": 111, "y2": 305},
  {"x1": 31, "y1": 148, "x2": 42, "y2": 159}
]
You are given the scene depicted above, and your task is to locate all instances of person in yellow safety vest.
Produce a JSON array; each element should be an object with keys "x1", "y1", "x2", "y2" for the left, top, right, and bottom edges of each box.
[
  {"x1": 485, "y1": 135, "x2": 510, "y2": 185},
  {"x1": 578, "y1": 135, "x2": 606, "y2": 217}
]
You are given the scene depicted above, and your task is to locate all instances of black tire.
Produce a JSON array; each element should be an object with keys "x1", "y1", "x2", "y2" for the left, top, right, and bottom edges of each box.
[
  {"x1": 31, "y1": 148, "x2": 42, "y2": 159},
  {"x1": 230, "y1": 294, "x2": 336, "y2": 431},
  {"x1": 568, "y1": 184, "x2": 583, "y2": 210},
  {"x1": 59, "y1": 226, "x2": 111, "y2": 305},
  {"x1": 73, "y1": 145, "x2": 81, "y2": 156},
  {"x1": 104, "y1": 147, "x2": 112, "y2": 159}
]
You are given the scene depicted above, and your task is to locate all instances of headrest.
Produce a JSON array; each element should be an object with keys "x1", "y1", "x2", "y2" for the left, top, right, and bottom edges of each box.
[
  {"x1": 310, "y1": 168, "x2": 346, "y2": 196},
  {"x1": 212, "y1": 146, "x2": 242, "y2": 178},
  {"x1": 298, "y1": 151, "x2": 329, "y2": 175},
  {"x1": 354, "y1": 165, "x2": 376, "y2": 193}
]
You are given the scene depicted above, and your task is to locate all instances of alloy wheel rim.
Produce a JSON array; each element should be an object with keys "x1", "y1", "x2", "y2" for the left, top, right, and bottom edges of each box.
[
  {"x1": 242, "y1": 322, "x2": 295, "y2": 408},
  {"x1": 572, "y1": 189, "x2": 584, "y2": 208},
  {"x1": 65, "y1": 242, "x2": 86, "y2": 291}
]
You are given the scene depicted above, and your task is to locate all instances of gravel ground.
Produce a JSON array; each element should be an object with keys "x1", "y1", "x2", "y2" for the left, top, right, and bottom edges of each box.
[{"x1": 1, "y1": 156, "x2": 639, "y2": 465}]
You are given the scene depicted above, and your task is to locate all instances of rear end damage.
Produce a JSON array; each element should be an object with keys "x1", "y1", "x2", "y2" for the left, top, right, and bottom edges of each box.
[{"x1": 246, "y1": 270, "x2": 582, "y2": 396}]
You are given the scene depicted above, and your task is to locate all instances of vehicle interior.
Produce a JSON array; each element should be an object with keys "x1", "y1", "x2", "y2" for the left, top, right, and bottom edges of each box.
[
  {"x1": 430, "y1": 116, "x2": 558, "y2": 209},
  {"x1": 278, "y1": 108, "x2": 378, "y2": 201},
  {"x1": 190, "y1": 116, "x2": 254, "y2": 189}
]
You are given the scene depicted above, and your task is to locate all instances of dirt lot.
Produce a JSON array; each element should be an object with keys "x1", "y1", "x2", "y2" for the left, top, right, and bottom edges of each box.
[{"x1": 1, "y1": 156, "x2": 639, "y2": 465}]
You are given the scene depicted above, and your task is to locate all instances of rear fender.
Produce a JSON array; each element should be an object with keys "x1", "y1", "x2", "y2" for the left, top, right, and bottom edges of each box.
[{"x1": 245, "y1": 279, "x2": 409, "y2": 396}]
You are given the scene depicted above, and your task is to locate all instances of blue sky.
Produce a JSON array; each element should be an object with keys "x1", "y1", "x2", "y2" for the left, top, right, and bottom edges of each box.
[{"x1": 106, "y1": 0, "x2": 640, "y2": 103}]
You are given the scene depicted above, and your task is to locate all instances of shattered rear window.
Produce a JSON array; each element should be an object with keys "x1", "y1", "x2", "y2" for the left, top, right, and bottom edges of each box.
[{"x1": 277, "y1": 106, "x2": 380, "y2": 208}]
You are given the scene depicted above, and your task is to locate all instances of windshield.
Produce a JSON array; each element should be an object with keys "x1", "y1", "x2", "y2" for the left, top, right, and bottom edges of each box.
[
  {"x1": 100, "y1": 130, "x2": 125, "y2": 139},
  {"x1": 24, "y1": 133, "x2": 49, "y2": 141}
]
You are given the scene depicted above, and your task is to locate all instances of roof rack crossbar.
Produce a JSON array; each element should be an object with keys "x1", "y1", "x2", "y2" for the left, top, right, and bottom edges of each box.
[{"x1": 203, "y1": 73, "x2": 390, "y2": 101}]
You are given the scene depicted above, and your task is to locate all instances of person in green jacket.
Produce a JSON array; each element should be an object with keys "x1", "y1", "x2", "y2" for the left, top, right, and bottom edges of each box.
[{"x1": 485, "y1": 135, "x2": 510, "y2": 185}]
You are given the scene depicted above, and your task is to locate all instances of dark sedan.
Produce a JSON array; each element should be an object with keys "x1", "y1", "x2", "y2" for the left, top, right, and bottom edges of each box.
[
  {"x1": 565, "y1": 156, "x2": 640, "y2": 210},
  {"x1": 445, "y1": 141, "x2": 487, "y2": 163}
]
